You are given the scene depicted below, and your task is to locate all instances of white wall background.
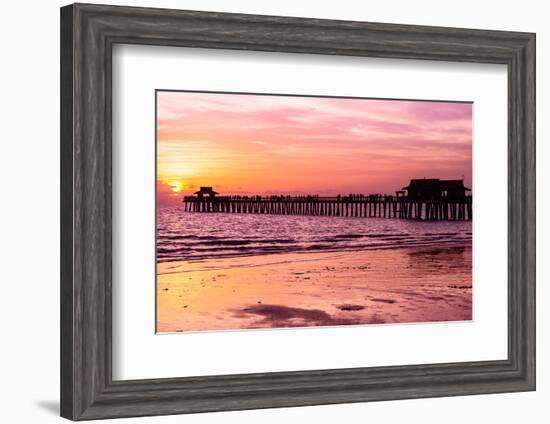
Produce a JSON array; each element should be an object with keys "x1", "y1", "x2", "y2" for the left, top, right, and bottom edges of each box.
[{"x1": 0, "y1": 0, "x2": 546, "y2": 423}]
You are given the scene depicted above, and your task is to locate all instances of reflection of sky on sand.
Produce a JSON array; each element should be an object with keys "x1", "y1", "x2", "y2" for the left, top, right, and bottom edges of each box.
[{"x1": 156, "y1": 246, "x2": 472, "y2": 333}]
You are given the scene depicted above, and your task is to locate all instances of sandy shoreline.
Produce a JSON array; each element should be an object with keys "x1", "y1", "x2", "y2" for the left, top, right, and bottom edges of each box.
[{"x1": 156, "y1": 245, "x2": 472, "y2": 333}]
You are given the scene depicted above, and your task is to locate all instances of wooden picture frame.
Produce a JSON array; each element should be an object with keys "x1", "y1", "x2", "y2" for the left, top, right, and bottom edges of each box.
[{"x1": 60, "y1": 3, "x2": 535, "y2": 420}]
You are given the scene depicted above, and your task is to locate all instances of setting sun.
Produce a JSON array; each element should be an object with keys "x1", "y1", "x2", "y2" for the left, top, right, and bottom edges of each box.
[{"x1": 164, "y1": 180, "x2": 186, "y2": 195}]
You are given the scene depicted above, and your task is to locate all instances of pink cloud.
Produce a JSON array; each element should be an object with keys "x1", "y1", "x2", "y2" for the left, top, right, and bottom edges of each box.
[{"x1": 157, "y1": 91, "x2": 472, "y2": 197}]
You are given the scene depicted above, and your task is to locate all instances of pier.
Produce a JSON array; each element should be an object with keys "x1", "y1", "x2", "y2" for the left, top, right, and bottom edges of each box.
[{"x1": 182, "y1": 181, "x2": 472, "y2": 221}]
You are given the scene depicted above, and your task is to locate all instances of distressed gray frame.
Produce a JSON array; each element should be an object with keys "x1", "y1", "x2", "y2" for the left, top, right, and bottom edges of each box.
[{"x1": 60, "y1": 3, "x2": 536, "y2": 421}]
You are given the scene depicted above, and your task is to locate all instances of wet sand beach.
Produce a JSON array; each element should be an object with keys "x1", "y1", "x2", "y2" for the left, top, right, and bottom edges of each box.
[{"x1": 157, "y1": 245, "x2": 472, "y2": 333}]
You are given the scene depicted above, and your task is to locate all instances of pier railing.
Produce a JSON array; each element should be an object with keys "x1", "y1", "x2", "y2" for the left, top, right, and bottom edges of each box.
[{"x1": 182, "y1": 195, "x2": 472, "y2": 221}]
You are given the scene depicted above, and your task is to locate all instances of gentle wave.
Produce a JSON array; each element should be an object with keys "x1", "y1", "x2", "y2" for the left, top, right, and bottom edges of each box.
[{"x1": 156, "y1": 208, "x2": 472, "y2": 262}]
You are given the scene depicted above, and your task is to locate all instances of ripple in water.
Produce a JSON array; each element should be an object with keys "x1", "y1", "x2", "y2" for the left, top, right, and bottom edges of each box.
[{"x1": 157, "y1": 207, "x2": 472, "y2": 262}]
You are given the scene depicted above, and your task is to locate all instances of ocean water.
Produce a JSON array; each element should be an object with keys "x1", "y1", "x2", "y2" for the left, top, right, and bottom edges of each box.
[{"x1": 157, "y1": 206, "x2": 472, "y2": 263}]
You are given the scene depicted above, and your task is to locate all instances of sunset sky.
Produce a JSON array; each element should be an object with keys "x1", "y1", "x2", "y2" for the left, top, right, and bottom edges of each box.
[{"x1": 157, "y1": 91, "x2": 472, "y2": 206}]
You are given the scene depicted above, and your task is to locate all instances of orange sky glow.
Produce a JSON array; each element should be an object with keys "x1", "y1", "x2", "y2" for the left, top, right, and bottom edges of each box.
[{"x1": 157, "y1": 91, "x2": 472, "y2": 206}]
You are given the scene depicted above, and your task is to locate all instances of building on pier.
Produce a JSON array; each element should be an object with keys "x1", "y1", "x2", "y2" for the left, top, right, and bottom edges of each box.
[
  {"x1": 402, "y1": 179, "x2": 470, "y2": 201},
  {"x1": 194, "y1": 186, "x2": 218, "y2": 200}
]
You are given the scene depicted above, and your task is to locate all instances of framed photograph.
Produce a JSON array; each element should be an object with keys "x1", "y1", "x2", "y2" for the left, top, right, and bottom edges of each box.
[{"x1": 60, "y1": 3, "x2": 535, "y2": 420}]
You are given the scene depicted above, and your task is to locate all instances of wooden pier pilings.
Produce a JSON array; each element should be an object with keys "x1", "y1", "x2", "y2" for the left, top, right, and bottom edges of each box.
[{"x1": 182, "y1": 195, "x2": 472, "y2": 221}]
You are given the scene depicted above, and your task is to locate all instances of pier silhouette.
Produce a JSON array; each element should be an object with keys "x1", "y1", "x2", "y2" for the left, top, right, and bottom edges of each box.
[{"x1": 182, "y1": 180, "x2": 472, "y2": 221}]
